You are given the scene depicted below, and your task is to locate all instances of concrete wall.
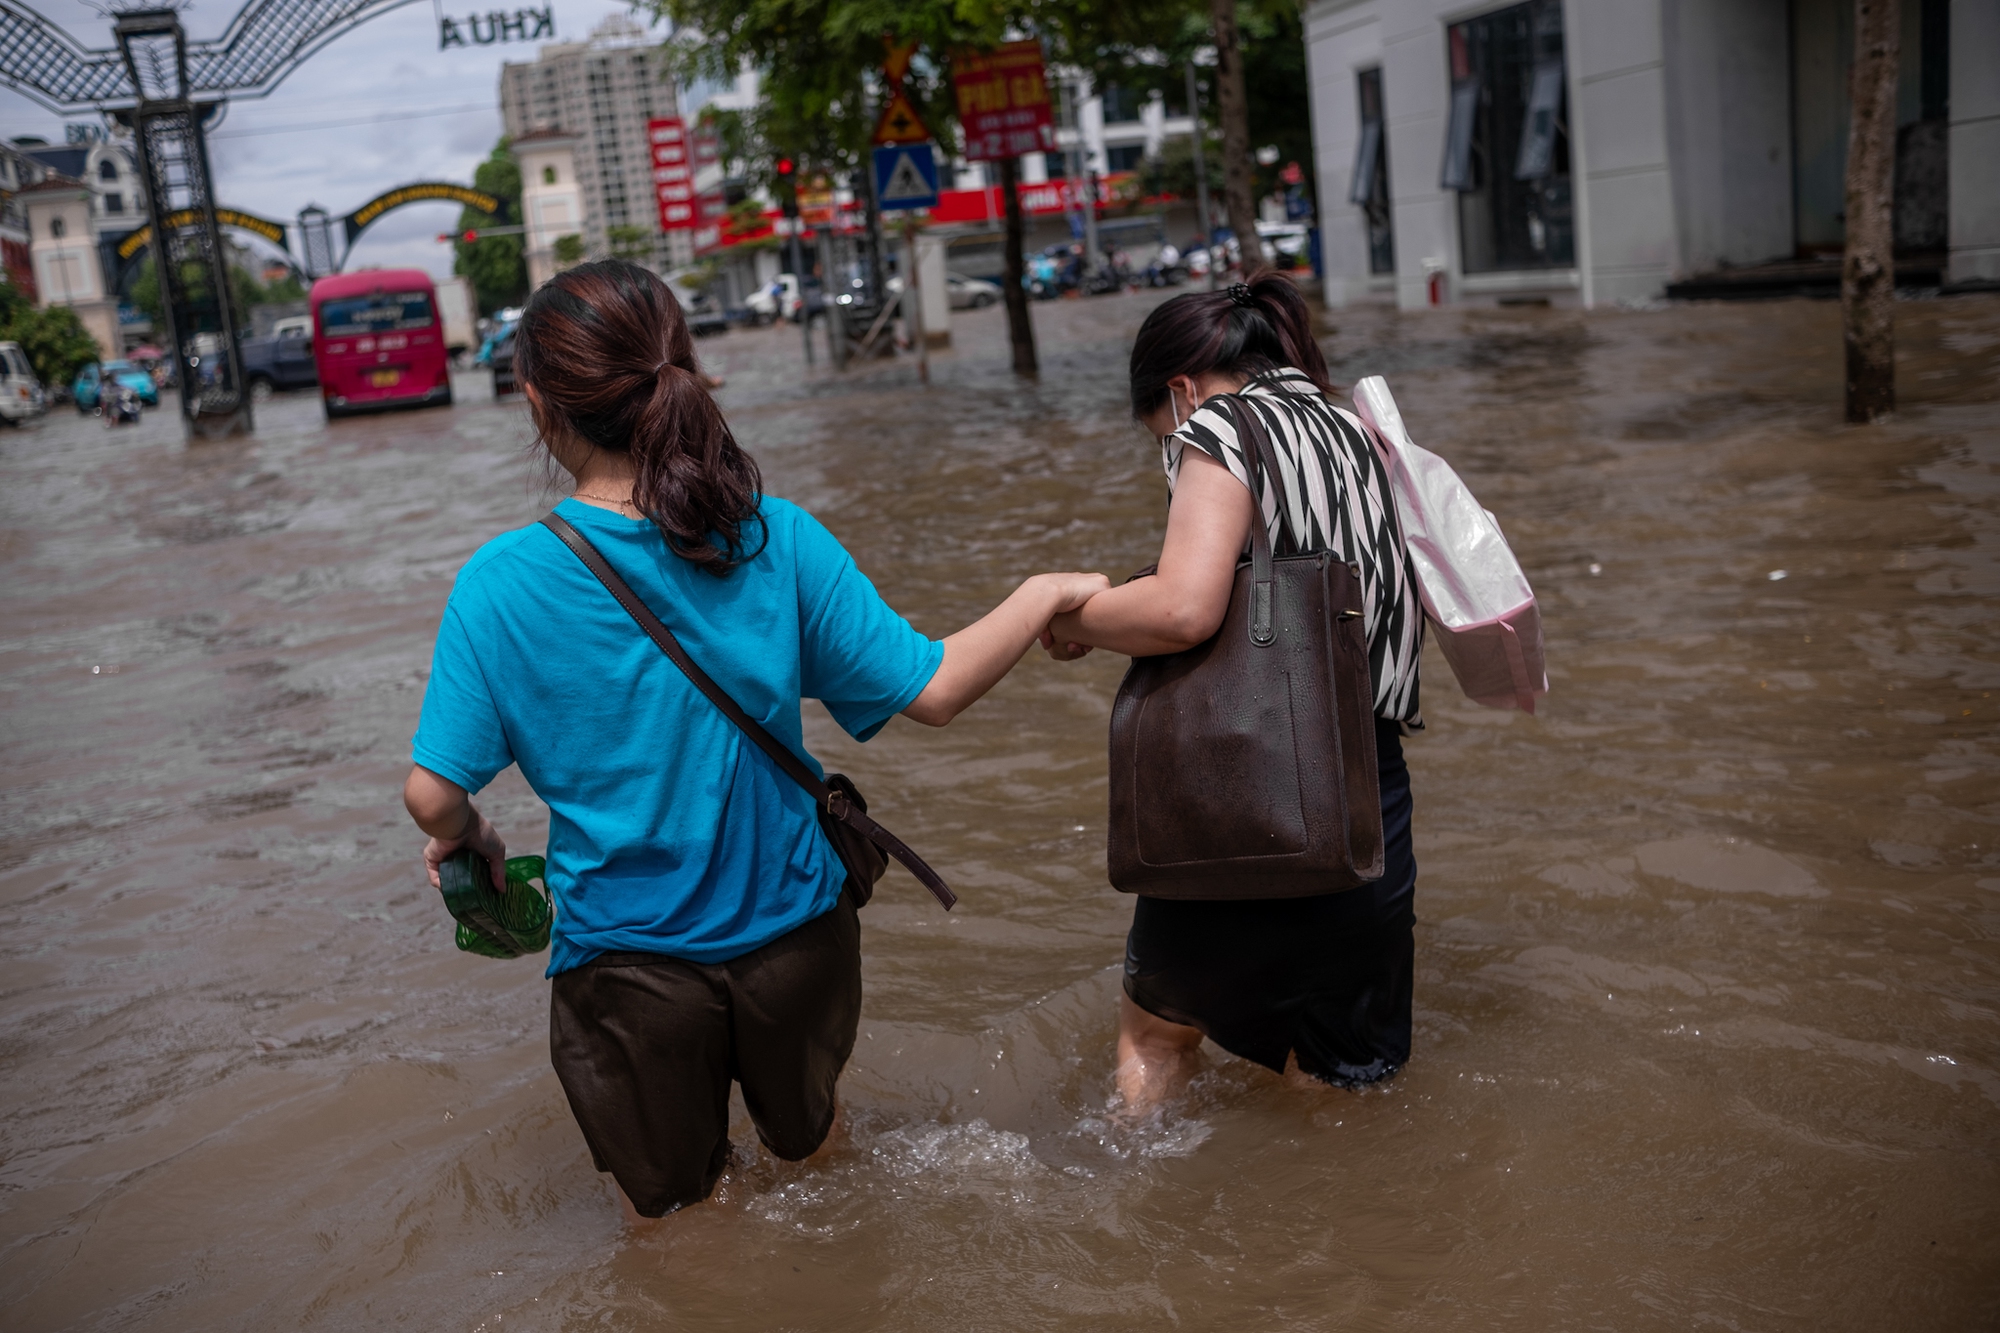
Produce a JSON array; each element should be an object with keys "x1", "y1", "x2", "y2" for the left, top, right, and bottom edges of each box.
[
  {"x1": 1948, "y1": 0, "x2": 2000, "y2": 283},
  {"x1": 1563, "y1": 0, "x2": 1680, "y2": 305},
  {"x1": 1304, "y1": 1, "x2": 1388, "y2": 306},
  {"x1": 1661, "y1": 0, "x2": 1793, "y2": 273},
  {"x1": 1306, "y1": 0, "x2": 1684, "y2": 309}
]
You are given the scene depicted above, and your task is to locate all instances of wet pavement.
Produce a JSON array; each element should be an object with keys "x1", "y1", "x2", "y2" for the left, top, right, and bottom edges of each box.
[{"x1": 2, "y1": 290, "x2": 1997, "y2": 1330}]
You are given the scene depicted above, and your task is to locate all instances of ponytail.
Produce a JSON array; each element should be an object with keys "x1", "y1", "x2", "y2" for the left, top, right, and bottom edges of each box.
[
  {"x1": 1127, "y1": 268, "x2": 1332, "y2": 417},
  {"x1": 516, "y1": 260, "x2": 764, "y2": 574}
]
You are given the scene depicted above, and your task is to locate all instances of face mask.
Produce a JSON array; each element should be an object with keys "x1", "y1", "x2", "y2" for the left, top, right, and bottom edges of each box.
[{"x1": 1170, "y1": 388, "x2": 1185, "y2": 433}]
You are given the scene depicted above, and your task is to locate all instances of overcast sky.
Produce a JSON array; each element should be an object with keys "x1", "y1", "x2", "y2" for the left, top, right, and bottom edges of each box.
[{"x1": 1, "y1": 0, "x2": 661, "y2": 277}]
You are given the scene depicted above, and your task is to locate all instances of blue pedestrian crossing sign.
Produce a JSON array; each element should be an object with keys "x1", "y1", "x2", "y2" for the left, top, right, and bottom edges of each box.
[{"x1": 872, "y1": 143, "x2": 939, "y2": 211}]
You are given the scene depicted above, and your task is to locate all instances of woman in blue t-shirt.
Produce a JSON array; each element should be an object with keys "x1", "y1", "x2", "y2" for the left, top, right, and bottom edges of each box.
[{"x1": 403, "y1": 260, "x2": 1106, "y2": 1220}]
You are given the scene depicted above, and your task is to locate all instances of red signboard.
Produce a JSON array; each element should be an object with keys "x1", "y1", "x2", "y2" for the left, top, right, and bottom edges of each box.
[
  {"x1": 649, "y1": 116, "x2": 694, "y2": 230},
  {"x1": 952, "y1": 40, "x2": 1055, "y2": 161}
]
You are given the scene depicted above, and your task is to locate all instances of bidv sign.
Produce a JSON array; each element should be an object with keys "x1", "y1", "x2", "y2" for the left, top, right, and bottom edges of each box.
[{"x1": 439, "y1": 6, "x2": 553, "y2": 49}]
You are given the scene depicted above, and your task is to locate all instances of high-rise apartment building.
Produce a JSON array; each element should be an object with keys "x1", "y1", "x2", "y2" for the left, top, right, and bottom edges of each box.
[{"x1": 499, "y1": 15, "x2": 687, "y2": 270}]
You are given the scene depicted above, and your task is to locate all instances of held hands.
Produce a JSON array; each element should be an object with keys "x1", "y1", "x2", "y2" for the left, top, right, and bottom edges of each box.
[{"x1": 1033, "y1": 570, "x2": 1110, "y2": 661}]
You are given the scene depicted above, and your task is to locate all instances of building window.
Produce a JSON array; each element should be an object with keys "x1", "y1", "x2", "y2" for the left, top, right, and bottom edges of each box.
[
  {"x1": 49, "y1": 216, "x2": 65, "y2": 238},
  {"x1": 1441, "y1": 0, "x2": 1572, "y2": 273},
  {"x1": 1350, "y1": 67, "x2": 1394, "y2": 276},
  {"x1": 543, "y1": 165, "x2": 557, "y2": 184},
  {"x1": 98, "y1": 158, "x2": 118, "y2": 182},
  {"x1": 103, "y1": 192, "x2": 123, "y2": 214},
  {"x1": 1100, "y1": 84, "x2": 1144, "y2": 125},
  {"x1": 1105, "y1": 144, "x2": 1146, "y2": 173}
]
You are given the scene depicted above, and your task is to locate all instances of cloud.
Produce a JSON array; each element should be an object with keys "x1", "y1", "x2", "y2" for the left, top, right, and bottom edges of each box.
[{"x1": 1, "y1": 0, "x2": 660, "y2": 279}]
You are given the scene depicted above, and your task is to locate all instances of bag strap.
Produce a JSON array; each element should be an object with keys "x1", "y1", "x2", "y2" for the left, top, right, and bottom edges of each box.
[
  {"x1": 539, "y1": 512, "x2": 956, "y2": 910},
  {"x1": 1212, "y1": 394, "x2": 1280, "y2": 646}
]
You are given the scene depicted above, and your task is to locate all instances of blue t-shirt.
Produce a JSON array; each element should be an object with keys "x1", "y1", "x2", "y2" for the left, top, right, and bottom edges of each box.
[{"x1": 412, "y1": 496, "x2": 943, "y2": 975}]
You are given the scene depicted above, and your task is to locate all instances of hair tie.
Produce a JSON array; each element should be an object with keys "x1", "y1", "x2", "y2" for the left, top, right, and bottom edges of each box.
[
  {"x1": 1227, "y1": 283, "x2": 1257, "y2": 309},
  {"x1": 652, "y1": 359, "x2": 670, "y2": 375}
]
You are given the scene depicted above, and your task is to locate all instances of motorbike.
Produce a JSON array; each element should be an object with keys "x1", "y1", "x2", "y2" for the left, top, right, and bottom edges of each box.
[{"x1": 101, "y1": 382, "x2": 143, "y2": 427}]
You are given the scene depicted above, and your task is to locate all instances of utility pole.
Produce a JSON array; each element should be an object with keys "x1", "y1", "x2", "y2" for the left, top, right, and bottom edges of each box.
[
  {"x1": 904, "y1": 216, "x2": 928, "y2": 385},
  {"x1": 1842, "y1": 0, "x2": 1899, "y2": 422},
  {"x1": 1186, "y1": 60, "x2": 1217, "y2": 291}
]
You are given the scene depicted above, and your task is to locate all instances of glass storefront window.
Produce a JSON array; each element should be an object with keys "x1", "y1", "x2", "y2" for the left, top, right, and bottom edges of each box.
[{"x1": 1441, "y1": 0, "x2": 1574, "y2": 272}]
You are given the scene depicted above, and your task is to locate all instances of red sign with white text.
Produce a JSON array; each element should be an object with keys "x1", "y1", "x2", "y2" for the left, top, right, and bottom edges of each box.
[
  {"x1": 952, "y1": 40, "x2": 1056, "y2": 161},
  {"x1": 649, "y1": 117, "x2": 694, "y2": 230}
]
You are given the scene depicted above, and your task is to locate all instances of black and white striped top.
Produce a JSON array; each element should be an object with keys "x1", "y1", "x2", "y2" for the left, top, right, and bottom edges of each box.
[{"x1": 1162, "y1": 367, "x2": 1424, "y2": 726}]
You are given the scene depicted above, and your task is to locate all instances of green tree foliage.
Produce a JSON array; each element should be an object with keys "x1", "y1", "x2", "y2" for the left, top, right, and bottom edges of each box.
[
  {"x1": 607, "y1": 224, "x2": 656, "y2": 262},
  {"x1": 553, "y1": 234, "x2": 586, "y2": 267},
  {"x1": 0, "y1": 283, "x2": 104, "y2": 385},
  {"x1": 454, "y1": 140, "x2": 527, "y2": 313},
  {"x1": 1046, "y1": 0, "x2": 1313, "y2": 224},
  {"x1": 126, "y1": 255, "x2": 269, "y2": 332}
]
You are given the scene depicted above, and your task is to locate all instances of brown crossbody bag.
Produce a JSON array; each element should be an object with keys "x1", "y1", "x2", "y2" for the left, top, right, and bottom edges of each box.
[
  {"x1": 541, "y1": 513, "x2": 956, "y2": 913},
  {"x1": 1107, "y1": 392, "x2": 1385, "y2": 899}
]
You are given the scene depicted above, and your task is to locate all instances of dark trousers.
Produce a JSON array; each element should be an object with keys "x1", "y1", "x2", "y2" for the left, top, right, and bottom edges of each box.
[{"x1": 1123, "y1": 718, "x2": 1417, "y2": 1084}]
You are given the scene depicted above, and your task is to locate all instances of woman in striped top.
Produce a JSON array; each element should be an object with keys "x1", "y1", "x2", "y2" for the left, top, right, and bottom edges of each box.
[{"x1": 1044, "y1": 274, "x2": 1425, "y2": 1111}]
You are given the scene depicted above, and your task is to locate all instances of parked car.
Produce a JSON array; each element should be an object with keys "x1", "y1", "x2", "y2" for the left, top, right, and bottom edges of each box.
[
  {"x1": 945, "y1": 272, "x2": 1001, "y2": 309},
  {"x1": 474, "y1": 308, "x2": 522, "y2": 368},
  {"x1": 488, "y1": 322, "x2": 519, "y2": 398},
  {"x1": 0, "y1": 340, "x2": 44, "y2": 423},
  {"x1": 1256, "y1": 221, "x2": 1312, "y2": 267},
  {"x1": 72, "y1": 359, "x2": 160, "y2": 413},
  {"x1": 240, "y1": 326, "x2": 318, "y2": 398},
  {"x1": 685, "y1": 294, "x2": 730, "y2": 338},
  {"x1": 743, "y1": 274, "x2": 799, "y2": 325}
]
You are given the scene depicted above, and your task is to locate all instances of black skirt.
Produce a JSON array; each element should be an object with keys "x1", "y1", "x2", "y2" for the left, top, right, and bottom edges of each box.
[{"x1": 1122, "y1": 718, "x2": 1417, "y2": 1086}]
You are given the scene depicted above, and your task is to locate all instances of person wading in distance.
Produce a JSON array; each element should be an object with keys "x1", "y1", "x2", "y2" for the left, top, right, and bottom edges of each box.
[
  {"x1": 1043, "y1": 273, "x2": 1425, "y2": 1111},
  {"x1": 401, "y1": 259, "x2": 1107, "y2": 1221}
]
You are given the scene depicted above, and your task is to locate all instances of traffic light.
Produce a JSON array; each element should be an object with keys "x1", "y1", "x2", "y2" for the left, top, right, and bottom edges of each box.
[
  {"x1": 463, "y1": 230, "x2": 479, "y2": 244},
  {"x1": 775, "y1": 155, "x2": 799, "y2": 219}
]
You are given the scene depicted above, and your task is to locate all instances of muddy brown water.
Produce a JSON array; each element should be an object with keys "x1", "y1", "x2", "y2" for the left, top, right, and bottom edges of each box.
[{"x1": 2, "y1": 293, "x2": 1997, "y2": 1330}]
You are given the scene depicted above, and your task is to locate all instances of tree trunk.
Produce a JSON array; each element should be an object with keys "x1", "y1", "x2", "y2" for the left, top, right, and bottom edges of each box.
[
  {"x1": 999, "y1": 155, "x2": 1037, "y2": 376},
  {"x1": 1842, "y1": 0, "x2": 1899, "y2": 423},
  {"x1": 1210, "y1": 0, "x2": 1262, "y2": 275}
]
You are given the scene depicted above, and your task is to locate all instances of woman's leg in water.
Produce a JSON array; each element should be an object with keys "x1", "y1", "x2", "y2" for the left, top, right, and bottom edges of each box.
[{"x1": 1116, "y1": 992, "x2": 1205, "y2": 1110}]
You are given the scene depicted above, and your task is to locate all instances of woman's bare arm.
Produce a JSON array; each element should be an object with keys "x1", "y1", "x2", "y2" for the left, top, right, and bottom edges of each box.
[
  {"x1": 1044, "y1": 449, "x2": 1254, "y2": 658},
  {"x1": 901, "y1": 571, "x2": 1111, "y2": 726}
]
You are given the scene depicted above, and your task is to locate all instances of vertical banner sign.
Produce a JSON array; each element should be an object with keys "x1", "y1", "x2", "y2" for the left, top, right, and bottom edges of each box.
[
  {"x1": 691, "y1": 125, "x2": 725, "y2": 253},
  {"x1": 952, "y1": 40, "x2": 1056, "y2": 161},
  {"x1": 650, "y1": 117, "x2": 694, "y2": 231}
]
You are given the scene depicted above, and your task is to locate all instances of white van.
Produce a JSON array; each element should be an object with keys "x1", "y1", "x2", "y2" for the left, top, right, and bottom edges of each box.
[{"x1": 0, "y1": 340, "x2": 44, "y2": 422}]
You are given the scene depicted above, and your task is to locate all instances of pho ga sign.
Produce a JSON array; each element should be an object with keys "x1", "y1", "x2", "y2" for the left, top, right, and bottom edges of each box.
[{"x1": 438, "y1": 6, "x2": 553, "y2": 49}]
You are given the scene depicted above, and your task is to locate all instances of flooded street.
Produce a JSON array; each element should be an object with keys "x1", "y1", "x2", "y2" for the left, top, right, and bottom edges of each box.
[{"x1": 3, "y1": 290, "x2": 1997, "y2": 1330}]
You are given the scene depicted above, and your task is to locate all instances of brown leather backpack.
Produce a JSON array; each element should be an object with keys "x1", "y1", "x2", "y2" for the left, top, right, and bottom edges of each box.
[{"x1": 1107, "y1": 393, "x2": 1384, "y2": 899}]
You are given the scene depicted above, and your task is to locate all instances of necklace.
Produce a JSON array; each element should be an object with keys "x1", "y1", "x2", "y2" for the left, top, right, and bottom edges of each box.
[{"x1": 573, "y1": 490, "x2": 638, "y2": 509}]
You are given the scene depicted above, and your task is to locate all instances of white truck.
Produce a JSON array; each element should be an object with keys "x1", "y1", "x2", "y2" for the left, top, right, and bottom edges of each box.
[{"x1": 434, "y1": 276, "x2": 477, "y2": 362}]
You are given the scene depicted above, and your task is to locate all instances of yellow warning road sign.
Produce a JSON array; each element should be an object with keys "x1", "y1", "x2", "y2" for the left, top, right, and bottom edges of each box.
[{"x1": 872, "y1": 88, "x2": 931, "y2": 145}]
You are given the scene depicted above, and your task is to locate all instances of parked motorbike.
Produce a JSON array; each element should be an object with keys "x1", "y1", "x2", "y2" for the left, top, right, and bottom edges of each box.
[{"x1": 101, "y1": 382, "x2": 143, "y2": 427}]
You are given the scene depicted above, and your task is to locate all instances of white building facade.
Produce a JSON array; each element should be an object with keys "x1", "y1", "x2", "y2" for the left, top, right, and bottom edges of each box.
[{"x1": 1306, "y1": 0, "x2": 1998, "y2": 308}]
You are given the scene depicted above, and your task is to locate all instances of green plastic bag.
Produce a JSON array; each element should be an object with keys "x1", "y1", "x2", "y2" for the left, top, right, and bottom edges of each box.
[{"x1": 439, "y1": 849, "x2": 552, "y2": 959}]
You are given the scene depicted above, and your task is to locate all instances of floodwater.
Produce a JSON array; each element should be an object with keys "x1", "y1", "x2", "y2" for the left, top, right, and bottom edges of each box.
[{"x1": 3, "y1": 290, "x2": 1997, "y2": 1331}]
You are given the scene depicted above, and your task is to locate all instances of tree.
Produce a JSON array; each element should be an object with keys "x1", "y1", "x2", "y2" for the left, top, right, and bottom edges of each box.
[
  {"x1": 1843, "y1": 0, "x2": 1898, "y2": 422},
  {"x1": 127, "y1": 254, "x2": 266, "y2": 332},
  {"x1": 1044, "y1": 0, "x2": 1306, "y2": 262},
  {"x1": 553, "y1": 234, "x2": 586, "y2": 268},
  {"x1": 0, "y1": 286, "x2": 103, "y2": 386},
  {"x1": 644, "y1": 0, "x2": 1033, "y2": 369},
  {"x1": 1208, "y1": 0, "x2": 1261, "y2": 258},
  {"x1": 607, "y1": 224, "x2": 656, "y2": 262},
  {"x1": 454, "y1": 139, "x2": 527, "y2": 313}
]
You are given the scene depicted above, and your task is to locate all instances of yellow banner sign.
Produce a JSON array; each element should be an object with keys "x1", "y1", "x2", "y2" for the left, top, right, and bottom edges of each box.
[
  {"x1": 345, "y1": 182, "x2": 501, "y2": 238},
  {"x1": 116, "y1": 207, "x2": 290, "y2": 261}
]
